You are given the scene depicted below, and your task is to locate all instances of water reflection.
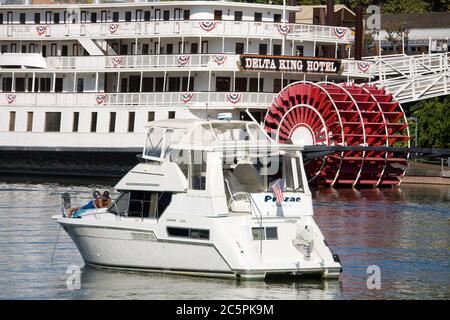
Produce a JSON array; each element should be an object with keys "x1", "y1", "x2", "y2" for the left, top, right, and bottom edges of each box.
[{"x1": 0, "y1": 176, "x2": 448, "y2": 299}]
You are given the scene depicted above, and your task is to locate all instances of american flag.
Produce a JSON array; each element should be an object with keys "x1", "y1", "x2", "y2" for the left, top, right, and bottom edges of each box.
[{"x1": 271, "y1": 178, "x2": 285, "y2": 205}]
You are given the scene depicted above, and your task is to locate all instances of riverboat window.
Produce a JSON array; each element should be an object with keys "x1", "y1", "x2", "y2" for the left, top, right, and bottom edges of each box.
[
  {"x1": 9, "y1": 112, "x2": 15, "y2": 132},
  {"x1": 101, "y1": 11, "x2": 107, "y2": 22},
  {"x1": 109, "y1": 112, "x2": 116, "y2": 132},
  {"x1": 61, "y1": 45, "x2": 68, "y2": 56},
  {"x1": 167, "y1": 227, "x2": 210, "y2": 240},
  {"x1": 2, "y1": 77, "x2": 12, "y2": 91},
  {"x1": 183, "y1": 10, "x2": 190, "y2": 20},
  {"x1": 148, "y1": 112, "x2": 155, "y2": 122},
  {"x1": 44, "y1": 112, "x2": 61, "y2": 132},
  {"x1": 7, "y1": 12, "x2": 12, "y2": 24},
  {"x1": 274, "y1": 14, "x2": 281, "y2": 23},
  {"x1": 19, "y1": 13, "x2": 25, "y2": 24},
  {"x1": 234, "y1": 11, "x2": 242, "y2": 21},
  {"x1": 0, "y1": 14, "x2": 3, "y2": 24},
  {"x1": 54, "y1": 13, "x2": 60, "y2": 24},
  {"x1": 155, "y1": 9, "x2": 161, "y2": 20},
  {"x1": 125, "y1": 11, "x2": 131, "y2": 22},
  {"x1": 142, "y1": 77, "x2": 153, "y2": 91},
  {"x1": 73, "y1": 112, "x2": 79, "y2": 132},
  {"x1": 214, "y1": 10, "x2": 222, "y2": 21},
  {"x1": 143, "y1": 11, "x2": 150, "y2": 21},
  {"x1": 295, "y1": 46, "x2": 304, "y2": 56},
  {"x1": 112, "y1": 12, "x2": 119, "y2": 22},
  {"x1": 55, "y1": 78, "x2": 63, "y2": 92},
  {"x1": 273, "y1": 44, "x2": 282, "y2": 56},
  {"x1": 254, "y1": 12, "x2": 262, "y2": 22},
  {"x1": 90, "y1": 12, "x2": 97, "y2": 23},
  {"x1": 259, "y1": 44, "x2": 268, "y2": 55},
  {"x1": 216, "y1": 77, "x2": 231, "y2": 92},
  {"x1": 34, "y1": 13, "x2": 40, "y2": 24},
  {"x1": 174, "y1": 9, "x2": 181, "y2": 20},
  {"x1": 128, "y1": 112, "x2": 135, "y2": 133},
  {"x1": 168, "y1": 111, "x2": 176, "y2": 119},
  {"x1": 166, "y1": 43, "x2": 173, "y2": 54},
  {"x1": 163, "y1": 10, "x2": 170, "y2": 21},
  {"x1": 235, "y1": 78, "x2": 247, "y2": 92},
  {"x1": 26, "y1": 112, "x2": 33, "y2": 132},
  {"x1": 15, "y1": 78, "x2": 25, "y2": 92},
  {"x1": 201, "y1": 41, "x2": 208, "y2": 54},
  {"x1": 40, "y1": 78, "x2": 51, "y2": 92},
  {"x1": 45, "y1": 11, "x2": 52, "y2": 24},
  {"x1": 90, "y1": 112, "x2": 98, "y2": 132},
  {"x1": 235, "y1": 42, "x2": 244, "y2": 54},
  {"x1": 249, "y1": 78, "x2": 263, "y2": 92},
  {"x1": 136, "y1": 10, "x2": 143, "y2": 21},
  {"x1": 191, "y1": 43, "x2": 198, "y2": 54}
]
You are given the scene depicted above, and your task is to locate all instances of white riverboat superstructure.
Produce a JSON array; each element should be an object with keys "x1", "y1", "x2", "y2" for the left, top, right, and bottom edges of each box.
[
  {"x1": 0, "y1": 0, "x2": 374, "y2": 150},
  {"x1": 55, "y1": 118, "x2": 342, "y2": 279}
]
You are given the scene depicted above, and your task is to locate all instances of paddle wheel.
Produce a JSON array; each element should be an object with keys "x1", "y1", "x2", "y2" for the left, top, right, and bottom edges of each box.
[{"x1": 263, "y1": 81, "x2": 410, "y2": 187}]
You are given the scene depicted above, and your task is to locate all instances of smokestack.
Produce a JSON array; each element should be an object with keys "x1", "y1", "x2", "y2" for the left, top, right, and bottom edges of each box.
[
  {"x1": 327, "y1": 0, "x2": 334, "y2": 26},
  {"x1": 288, "y1": 0, "x2": 297, "y2": 23},
  {"x1": 354, "y1": 6, "x2": 364, "y2": 60},
  {"x1": 325, "y1": 0, "x2": 335, "y2": 58}
]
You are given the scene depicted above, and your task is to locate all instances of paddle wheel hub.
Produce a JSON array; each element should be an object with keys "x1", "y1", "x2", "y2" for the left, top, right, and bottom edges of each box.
[{"x1": 263, "y1": 81, "x2": 410, "y2": 187}]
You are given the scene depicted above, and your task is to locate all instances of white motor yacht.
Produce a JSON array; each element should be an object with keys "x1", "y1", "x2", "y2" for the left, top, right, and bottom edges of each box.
[{"x1": 55, "y1": 118, "x2": 342, "y2": 280}]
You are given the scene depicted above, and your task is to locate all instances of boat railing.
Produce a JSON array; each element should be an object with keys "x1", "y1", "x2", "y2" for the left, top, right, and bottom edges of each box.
[
  {"x1": 0, "y1": 20, "x2": 354, "y2": 43},
  {"x1": 58, "y1": 192, "x2": 106, "y2": 218},
  {"x1": 247, "y1": 193, "x2": 264, "y2": 255}
]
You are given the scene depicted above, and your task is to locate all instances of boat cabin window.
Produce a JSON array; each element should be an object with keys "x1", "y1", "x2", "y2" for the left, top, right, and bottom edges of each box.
[
  {"x1": 144, "y1": 127, "x2": 185, "y2": 160},
  {"x1": 252, "y1": 227, "x2": 278, "y2": 240},
  {"x1": 167, "y1": 227, "x2": 210, "y2": 240},
  {"x1": 109, "y1": 191, "x2": 172, "y2": 219},
  {"x1": 223, "y1": 153, "x2": 304, "y2": 196}
]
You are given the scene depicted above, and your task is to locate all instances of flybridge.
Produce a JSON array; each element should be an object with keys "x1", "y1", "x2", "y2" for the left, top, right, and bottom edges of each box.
[{"x1": 239, "y1": 54, "x2": 341, "y2": 75}]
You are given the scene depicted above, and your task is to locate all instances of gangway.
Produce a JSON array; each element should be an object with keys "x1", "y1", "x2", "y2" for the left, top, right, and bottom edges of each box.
[{"x1": 365, "y1": 52, "x2": 450, "y2": 104}]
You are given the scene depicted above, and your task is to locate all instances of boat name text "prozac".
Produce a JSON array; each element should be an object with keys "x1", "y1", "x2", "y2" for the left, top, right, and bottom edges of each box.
[
  {"x1": 239, "y1": 54, "x2": 341, "y2": 74},
  {"x1": 264, "y1": 195, "x2": 301, "y2": 202}
]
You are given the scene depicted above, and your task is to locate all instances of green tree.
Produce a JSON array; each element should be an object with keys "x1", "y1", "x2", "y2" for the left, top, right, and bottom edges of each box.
[{"x1": 408, "y1": 97, "x2": 450, "y2": 149}]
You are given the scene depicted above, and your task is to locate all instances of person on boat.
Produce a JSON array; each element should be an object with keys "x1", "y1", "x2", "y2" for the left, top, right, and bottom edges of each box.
[
  {"x1": 68, "y1": 190, "x2": 102, "y2": 218},
  {"x1": 101, "y1": 191, "x2": 112, "y2": 207}
]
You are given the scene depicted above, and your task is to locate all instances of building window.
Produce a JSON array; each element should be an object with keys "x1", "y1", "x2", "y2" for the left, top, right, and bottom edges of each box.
[
  {"x1": 234, "y1": 11, "x2": 242, "y2": 21},
  {"x1": 26, "y1": 112, "x2": 33, "y2": 132},
  {"x1": 148, "y1": 111, "x2": 155, "y2": 122},
  {"x1": 73, "y1": 112, "x2": 79, "y2": 132},
  {"x1": 254, "y1": 12, "x2": 262, "y2": 22},
  {"x1": 109, "y1": 112, "x2": 116, "y2": 133},
  {"x1": 90, "y1": 112, "x2": 98, "y2": 132},
  {"x1": 128, "y1": 112, "x2": 135, "y2": 132},
  {"x1": 168, "y1": 111, "x2": 176, "y2": 119},
  {"x1": 45, "y1": 112, "x2": 61, "y2": 132},
  {"x1": 9, "y1": 112, "x2": 16, "y2": 132}
]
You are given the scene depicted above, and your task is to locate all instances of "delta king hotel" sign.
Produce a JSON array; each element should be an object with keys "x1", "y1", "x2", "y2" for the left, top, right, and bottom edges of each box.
[{"x1": 239, "y1": 54, "x2": 342, "y2": 75}]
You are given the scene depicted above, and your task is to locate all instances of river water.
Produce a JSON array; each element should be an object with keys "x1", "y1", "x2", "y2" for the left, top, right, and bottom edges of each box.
[{"x1": 0, "y1": 176, "x2": 448, "y2": 300}]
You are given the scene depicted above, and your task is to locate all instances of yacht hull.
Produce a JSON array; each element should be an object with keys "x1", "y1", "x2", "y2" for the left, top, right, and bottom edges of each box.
[{"x1": 59, "y1": 217, "x2": 342, "y2": 280}]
